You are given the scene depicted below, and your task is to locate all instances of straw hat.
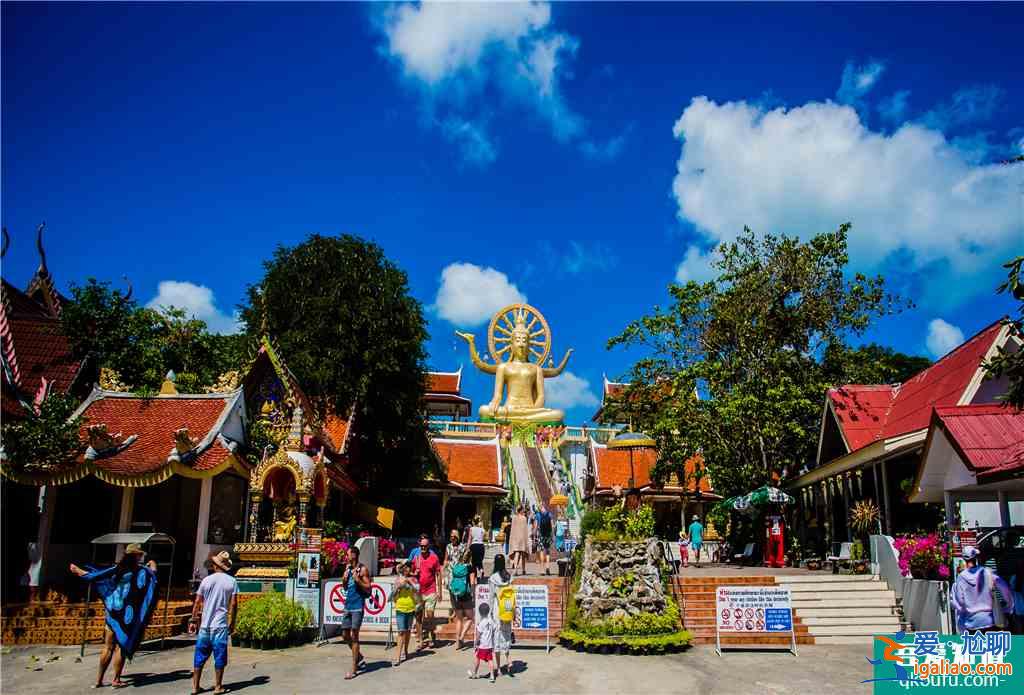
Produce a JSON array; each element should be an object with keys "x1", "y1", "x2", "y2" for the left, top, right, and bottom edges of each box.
[
  {"x1": 124, "y1": 543, "x2": 145, "y2": 556},
  {"x1": 210, "y1": 551, "x2": 233, "y2": 571}
]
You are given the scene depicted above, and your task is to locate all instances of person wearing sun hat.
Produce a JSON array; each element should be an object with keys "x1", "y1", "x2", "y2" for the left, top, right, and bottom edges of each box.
[
  {"x1": 190, "y1": 551, "x2": 237, "y2": 695},
  {"x1": 950, "y1": 546, "x2": 1014, "y2": 632},
  {"x1": 70, "y1": 544, "x2": 159, "y2": 688}
]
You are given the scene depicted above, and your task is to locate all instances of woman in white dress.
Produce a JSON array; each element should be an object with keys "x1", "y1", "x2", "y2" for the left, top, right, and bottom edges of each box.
[{"x1": 488, "y1": 554, "x2": 514, "y2": 676}]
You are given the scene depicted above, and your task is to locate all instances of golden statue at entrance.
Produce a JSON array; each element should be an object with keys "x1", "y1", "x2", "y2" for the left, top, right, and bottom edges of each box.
[
  {"x1": 272, "y1": 496, "x2": 298, "y2": 542},
  {"x1": 457, "y1": 303, "x2": 572, "y2": 423}
]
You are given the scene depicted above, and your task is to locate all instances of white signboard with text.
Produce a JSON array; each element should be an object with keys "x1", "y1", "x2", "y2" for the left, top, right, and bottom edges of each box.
[
  {"x1": 714, "y1": 585, "x2": 796, "y2": 655},
  {"x1": 473, "y1": 583, "x2": 550, "y2": 652},
  {"x1": 322, "y1": 577, "x2": 395, "y2": 633}
]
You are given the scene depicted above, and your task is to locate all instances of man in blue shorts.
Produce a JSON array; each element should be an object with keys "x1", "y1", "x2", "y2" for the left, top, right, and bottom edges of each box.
[
  {"x1": 688, "y1": 515, "x2": 705, "y2": 568},
  {"x1": 189, "y1": 551, "x2": 237, "y2": 695}
]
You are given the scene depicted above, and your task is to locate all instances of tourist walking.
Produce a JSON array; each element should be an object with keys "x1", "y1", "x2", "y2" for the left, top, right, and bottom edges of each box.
[
  {"x1": 538, "y1": 506, "x2": 553, "y2": 574},
  {"x1": 509, "y1": 507, "x2": 529, "y2": 576},
  {"x1": 688, "y1": 515, "x2": 705, "y2": 568},
  {"x1": 448, "y1": 546, "x2": 476, "y2": 649},
  {"x1": 444, "y1": 530, "x2": 465, "y2": 595},
  {"x1": 389, "y1": 560, "x2": 420, "y2": 666},
  {"x1": 555, "y1": 512, "x2": 567, "y2": 554},
  {"x1": 488, "y1": 554, "x2": 515, "y2": 676},
  {"x1": 468, "y1": 602, "x2": 499, "y2": 682},
  {"x1": 951, "y1": 547, "x2": 1014, "y2": 632},
  {"x1": 69, "y1": 544, "x2": 158, "y2": 689},
  {"x1": 189, "y1": 551, "x2": 237, "y2": 695},
  {"x1": 413, "y1": 535, "x2": 442, "y2": 649},
  {"x1": 678, "y1": 531, "x2": 690, "y2": 571},
  {"x1": 501, "y1": 516, "x2": 512, "y2": 557},
  {"x1": 340, "y1": 546, "x2": 371, "y2": 680},
  {"x1": 468, "y1": 515, "x2": 486, "y2": 574}
]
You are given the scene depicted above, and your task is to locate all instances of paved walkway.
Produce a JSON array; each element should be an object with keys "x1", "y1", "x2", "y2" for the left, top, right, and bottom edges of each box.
[{"x1": 3, "y1": 638, "x2": 872, "y2": 694}]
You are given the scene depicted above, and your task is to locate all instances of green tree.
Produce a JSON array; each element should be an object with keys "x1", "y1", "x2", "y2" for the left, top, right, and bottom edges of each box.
[
  {"x1": 61, "y1": 278, "x2": 245, "y2": 391},
  {"x1": 1, "y1": 393, "x2": 84, "y2": 473},
  {"x1": 984, "y1": 255, "x2": 1024, "y2": 409},
  {"x1": 607, "y1": 225, "x2": 906, "y2": 498},
  {"x1": 822, "y1": 343, "x2": 931, "y2": 385},
  {"x1": 239, "y1": 234, "x2": 430, "y2": 489}
]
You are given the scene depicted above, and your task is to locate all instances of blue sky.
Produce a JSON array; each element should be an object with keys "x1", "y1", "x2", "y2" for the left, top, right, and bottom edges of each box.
[{"x1": 3, "y1": 2, "x2": 1022, "y2": 425}]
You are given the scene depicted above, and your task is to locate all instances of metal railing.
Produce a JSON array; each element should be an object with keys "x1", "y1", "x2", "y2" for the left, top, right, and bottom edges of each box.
[
  {"x1": 558, "y1": 426, "x2": 623, "y2": 444},
  {"x1": 427, "y1": 420, "x2": 498, "y2": 436}
]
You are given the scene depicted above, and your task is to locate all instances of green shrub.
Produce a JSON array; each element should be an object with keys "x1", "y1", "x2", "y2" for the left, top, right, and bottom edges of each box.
[
  {"x1": 580, "y1": 508, "x2": 604, "y2": 540},
  {"x1": 235, "y1": 592, "x2": 310, "y2": 643},
  {"x1": 558, "y1": 627, "x2": 691, "y2": 654},
  {"x1": 624, "y1": 505, "x2": 655, "y2": 539},
  {"x1": 602, "y1": 506, "x2": 628, "y2": 536}
]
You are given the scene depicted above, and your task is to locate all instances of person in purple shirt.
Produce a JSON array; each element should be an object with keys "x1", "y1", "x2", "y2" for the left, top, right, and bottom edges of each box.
[{"x1": 951, "y1": 546, "x2": 1014, "y2": 632}]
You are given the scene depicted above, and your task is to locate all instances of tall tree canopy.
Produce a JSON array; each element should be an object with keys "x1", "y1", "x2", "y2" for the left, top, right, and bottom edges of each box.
[
  {"x1": 606, "y1": 225, "x2": 908, "y2": 498},
  {"x1": 239, "y1": 234, "x2": 430, "y2": 489},
  {"x1": 61, "y1": 278, "x2": 245, "y2": 393},
  {"x1": 984, "y1": 254, "x2": 1024, "y2": 409}
]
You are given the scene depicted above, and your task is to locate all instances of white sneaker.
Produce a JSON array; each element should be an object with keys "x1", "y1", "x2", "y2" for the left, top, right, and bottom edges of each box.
[{"x1": 467, "y1": 671, "x2": 477, "y2": 679}]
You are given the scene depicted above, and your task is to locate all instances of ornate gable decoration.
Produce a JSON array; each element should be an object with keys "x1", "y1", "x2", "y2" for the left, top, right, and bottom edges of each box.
[{"x1": 84, "y1": 424, "x2": 138, "y2": 461}]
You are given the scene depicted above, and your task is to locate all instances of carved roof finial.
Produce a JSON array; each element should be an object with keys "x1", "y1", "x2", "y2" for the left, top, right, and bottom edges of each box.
[
  {"x1": 35, "y1": 222, "x2": 48, "y2": 273},
  {"x1": 1, "y1": 227, "x2": 9, "y2": 259}
]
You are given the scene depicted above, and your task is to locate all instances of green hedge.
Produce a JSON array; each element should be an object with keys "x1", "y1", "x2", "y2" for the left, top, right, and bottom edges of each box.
[
  {"x1": 559, "y1": 627, "x2": 691, "y2": 654},
  {"x1": 235, "y1": 592, "x2": 310, "y2": 642}
]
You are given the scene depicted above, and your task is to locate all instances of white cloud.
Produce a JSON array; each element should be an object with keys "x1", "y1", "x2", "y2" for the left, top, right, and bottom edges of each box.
[
  {"x1": 922, "y1": 85, "x2": 1003, "y2": 131},
  {"x1": 836, "y1": 60, "x2": 885, "y2": 112},
  {"x1": 544, "y1": 371, "x2": 599, "y2": 410},
  {"x1": 434, "y1": 262, "x2": 526, "y2": 326},
  {"x1": 926, "y1": 318, "x2": 965, "y2": 358},
  {"x1": 878, "y1": 90, "x2": 911, "y2": 125},
  {"x1": 580, "y1": 130, "x2": 629, "y2": 162},
  {"x1": 441, "y1": 116, "x2": 497, "y2": 166},
  {"x1": 674, "y1": 245, "x2": 717, "y2": 284},
  {"x1": 670, "y1": 96, "x2": 1022, "y2": 302},
  {"x1": 146, "y1": 280, "x2": 240, "y2": 334},
  {"x1": 377, "y1": 1, "x2": 590, "y2": 162},
  {"x1": 563, "y1": 241, "x2": 616, "y2": 275}
]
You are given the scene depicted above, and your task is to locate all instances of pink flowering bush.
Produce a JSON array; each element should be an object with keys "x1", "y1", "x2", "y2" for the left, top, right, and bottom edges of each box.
[
  {"x1": 893, "y1": 533, "x2": 951, "y2": 580},
  {"x1": 378, "y1": 538, "x2": 398, "y2": 569},
  {"x1": 322, "y1": 540, "x2": 350, "y2": 577}
]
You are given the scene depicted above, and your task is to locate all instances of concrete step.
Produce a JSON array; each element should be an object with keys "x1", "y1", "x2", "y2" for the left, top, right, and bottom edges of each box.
[
  {"x1": 800, "y1": 616, "x2": 901, "y2": 626},
  {"x1": 807, "y1": 624, "x2": 900, "y2": 636},
  {"x1": 791, "y1": 596, "x2": 893, "y2": 608},
  {"x1": 773, "y1": 575, "x2": 880, "y2": 583},
  {"x1": 813, "y1": 635, "x2": 875, "y2": 645},
  {"x1": 778, "y1": 583, "x2": 889, "y2": 593},
  {"x1": 795, "y1": 606, "x2": 896, "y2": 618},
  {"x1": 786, "y1": 590, "x2": 895, "y2": 602}
]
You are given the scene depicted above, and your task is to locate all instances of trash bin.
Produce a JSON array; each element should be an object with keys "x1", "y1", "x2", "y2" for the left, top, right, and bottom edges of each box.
[{"x1": 557, "y1": 558, "x2": 568, "y2": 577}]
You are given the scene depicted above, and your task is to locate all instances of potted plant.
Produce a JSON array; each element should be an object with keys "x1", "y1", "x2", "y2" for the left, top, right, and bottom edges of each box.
[{"x1": 850, "y1": 540, "x2": 869, "y2": 574}]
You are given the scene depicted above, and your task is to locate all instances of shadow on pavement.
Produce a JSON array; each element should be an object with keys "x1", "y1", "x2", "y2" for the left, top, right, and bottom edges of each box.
[
  {"x1": 122, "y1": 669, "x2": 192, "y2": 687},
  {"x1": 222, "y1": 675, "x2": 271, "y2": 691}
]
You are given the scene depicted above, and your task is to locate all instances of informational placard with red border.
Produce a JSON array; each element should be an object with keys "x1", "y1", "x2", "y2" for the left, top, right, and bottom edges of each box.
[{"x1": 715, "y1": 585, "x2": 796, "y2": 656}]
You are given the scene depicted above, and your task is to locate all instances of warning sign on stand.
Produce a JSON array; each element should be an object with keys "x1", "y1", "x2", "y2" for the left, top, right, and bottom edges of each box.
[{"x1": 714, "y1": 585, "x2": 796, "y2": 655}]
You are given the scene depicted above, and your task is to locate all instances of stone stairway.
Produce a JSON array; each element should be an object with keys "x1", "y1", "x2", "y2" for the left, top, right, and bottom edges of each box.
[
  {"x1": 776, "y1": 574, "x2": 901, "y2": 644},
  {"x1": 524, "y1": 447, "x2": 555, "y2": 506},
  {"x1": 675, "y1": 574, "x2": 900, "y2": 646},
  {"x1": 508, "y1": 446, "x2": 541, "y2": 511},
  {"x1": 1, "y1": 599, "x2": 193, "y2": 645}
]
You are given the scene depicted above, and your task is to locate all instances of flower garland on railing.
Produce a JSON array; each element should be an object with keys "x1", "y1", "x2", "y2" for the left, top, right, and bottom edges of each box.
[{"x1": 893, "y1": 533, "x2": 951, "y2": 580}]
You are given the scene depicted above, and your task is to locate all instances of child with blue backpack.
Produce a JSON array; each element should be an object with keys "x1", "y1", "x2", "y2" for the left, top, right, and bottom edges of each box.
[{"x1": 449, "y1": 546, "x2": 476, "y2": 649}]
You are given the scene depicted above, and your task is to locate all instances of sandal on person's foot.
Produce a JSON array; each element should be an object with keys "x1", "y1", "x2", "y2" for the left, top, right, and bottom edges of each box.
[
  {"x1": 345, "y1": 672, "x2": 357, "y2": 680},
  {"x1": 111, "y1": 681, "x2": 128, "y2": 690}
]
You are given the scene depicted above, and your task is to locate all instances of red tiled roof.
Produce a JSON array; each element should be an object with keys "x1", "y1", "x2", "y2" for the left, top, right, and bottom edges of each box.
[
  {"x1": 826, "y1": 320, "x2": 1006, "y2": 454},
  {"x1": 604, "y1": 381, "x2": 627, "y2": 399},
  {"x1": 827, "y1": 385, "x2": 895, "y2": 451},
  {"x1": 426, "y1": 371, "x2": 461, "y2": 394},
  {"x1": 7, "y1": 318, "x2": 82, "y2": 394},
  {"x1": 323, "y1": 412, "x2": 351, "y2": 453},
  {"x1": 433, "y1": 439, "x2": 500, "y2": 486},
  {"x1": 76, "y1": 393, "x2": 236, "y2": 476},
  {"x1": 593, "y1": 447, "x2": 713, "y2": 494},
  {"x1": 326, "y1": 465, "x2": 360, "y2": 495},
  {"x1": 932, "y1": 405, "x2": 1024, "y2": 481}
]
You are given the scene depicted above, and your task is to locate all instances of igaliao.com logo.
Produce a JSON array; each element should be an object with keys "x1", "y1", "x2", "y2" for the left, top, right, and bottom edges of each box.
[{"x1": 863, "y1": 631, "x2": 1013, "y2": 687}]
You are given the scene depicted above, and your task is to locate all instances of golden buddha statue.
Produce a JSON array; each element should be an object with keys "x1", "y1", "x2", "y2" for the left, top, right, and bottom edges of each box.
[
  {"x1": 457, "y1": 303, "x2": 572, "y2": 423},
  {"x1": 272, "y1": 497, "x2": 298, "y2": 542}
]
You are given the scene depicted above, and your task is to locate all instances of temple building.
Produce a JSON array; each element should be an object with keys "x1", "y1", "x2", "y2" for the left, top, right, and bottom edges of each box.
[{"x1": 787, "y1": 319, "x2": 1023, "y2": 558}]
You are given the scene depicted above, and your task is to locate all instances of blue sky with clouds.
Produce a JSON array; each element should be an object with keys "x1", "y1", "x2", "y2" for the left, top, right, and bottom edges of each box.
[{"x1": 3, "y1": 2, "x2": 1022, "y2": 424}]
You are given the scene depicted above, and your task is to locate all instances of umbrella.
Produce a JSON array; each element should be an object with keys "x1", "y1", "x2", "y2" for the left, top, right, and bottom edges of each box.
[{"x1": 731, "y1": 486, "x2": 794, "y2": 510}]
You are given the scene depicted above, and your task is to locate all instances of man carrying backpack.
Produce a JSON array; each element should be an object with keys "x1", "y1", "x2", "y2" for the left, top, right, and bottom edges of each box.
[
  {"x1": 448, "y1": 546, "x2": 475, "y2": 649},
  {"x1": 538, "y1": 506, "x2": 553, "y2": 575},
  {"x1": 340, "y1": 546, "x2": 370, "y2": 680}
]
